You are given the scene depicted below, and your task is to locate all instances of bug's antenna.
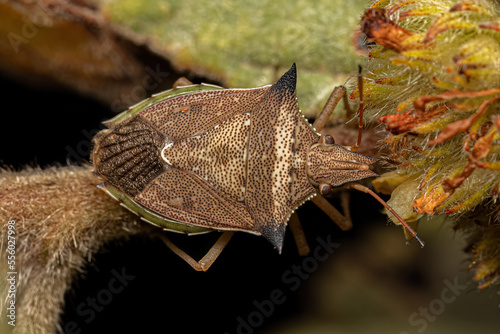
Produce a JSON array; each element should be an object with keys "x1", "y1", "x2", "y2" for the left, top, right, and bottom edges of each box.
[
  {"x1": 351, "y1": 65, "x2": 364, "y2": 152},
  {"x1": 347, "y1": 183, "x2": 425, "y2": 248}
]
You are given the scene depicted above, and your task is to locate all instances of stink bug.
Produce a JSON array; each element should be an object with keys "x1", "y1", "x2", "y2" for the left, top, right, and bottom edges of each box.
[{"x1": 92, "y1": 64, "x2": 423, "y2": 271}]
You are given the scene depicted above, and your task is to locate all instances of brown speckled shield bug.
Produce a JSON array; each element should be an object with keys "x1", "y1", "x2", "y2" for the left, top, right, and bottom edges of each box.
[{"x1": 92, "y1": 64, "x2": 423, "y2": 271}]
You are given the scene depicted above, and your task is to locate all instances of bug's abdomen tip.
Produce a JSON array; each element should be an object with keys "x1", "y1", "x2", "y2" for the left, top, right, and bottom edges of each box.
[{"x1": 259, "y1": 223, "x2": 285, "y2": 254}]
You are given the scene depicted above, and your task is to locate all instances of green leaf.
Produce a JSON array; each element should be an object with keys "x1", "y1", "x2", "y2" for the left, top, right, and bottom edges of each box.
[{"x1": 102, "y1": 0, "x2": 368, "y2": 116}]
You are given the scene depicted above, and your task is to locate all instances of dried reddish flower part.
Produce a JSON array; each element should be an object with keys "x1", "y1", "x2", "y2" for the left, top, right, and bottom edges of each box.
[
  {"x1": 419, "y1": 164, "x2": 440, "y2": 190},
  {"x1": 479, "y1": 22, "x2": 500, "y2": 31},
  {"x1": 379, "y1": 105, "x2": 447, "y2": 134},
  {"x1": 415, "y1": 114, "x2": 498, "y2": 214},
  {"x1": 428, "y1": 93, "x2": 500, "y2": 145},
  {"x1": 359, "y1": 0, "x2": 500, "y2": 289},
  {"x1": 425, "y1": 16, "x2": 464, "y2": 43},
  {"x1": 492, "y1": 182, "x2": 499, "y2": 198},
  {"x1": 360, "y1": 8, "x2": 415, "y2": 53},
  {"x1": 413, "y1": 89, "x2": 499, "y2": 114},
  {"x1": 471, "y1": 128, "x2": 496, "y2": 160},
  {"x1": 386, "y1": 0, "x2": 418, "y2": 16},
  {"x1": 450, "y1": 0, "x2": 488, "y2": 13},
  {"x1": 476, "y1": 122, "x2": 500, "y2": 171},
  {"x1": 442, "y1": 164, "x2": 476, "y2": 192},
  {"x1": 424, "y1": 1, "x2": 489, "y2": 42},
  {"x1": 413, "y1": 188, "x2": 450, "y2": 214}
]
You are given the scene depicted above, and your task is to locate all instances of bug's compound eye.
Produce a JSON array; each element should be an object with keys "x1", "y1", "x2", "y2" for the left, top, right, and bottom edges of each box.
[
  {"x1": 318, "y1": 134, "x2": 335, "y2": 145},
  {"x1": 319, "y1": 183, "x2": 332, "y2": 196},
  {"x1": 324, "y1": 135, "x2": 335, "y2": 145}
]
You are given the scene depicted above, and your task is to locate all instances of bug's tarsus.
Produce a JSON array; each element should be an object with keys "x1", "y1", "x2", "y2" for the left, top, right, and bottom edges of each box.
[
  {"x1": 351, "y1": 66, "x2": 364, "y2": 152},
  {"x1": 346, "y1": 182, "x2": 425, "y2": 248},
  {"x1": 158, "y1": 231, "x2": 235, "y2": 271}
]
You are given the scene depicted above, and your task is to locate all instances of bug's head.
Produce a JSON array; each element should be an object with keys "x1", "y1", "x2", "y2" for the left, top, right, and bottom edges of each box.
[{"x1": 306, "y1": 134, "x2": 379, "y2": 196}]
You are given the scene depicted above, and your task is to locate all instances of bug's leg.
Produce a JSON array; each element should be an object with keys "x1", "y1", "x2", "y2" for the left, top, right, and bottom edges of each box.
[
  {"x1": 351, "y1": 66, "x2": 364, "y2": 152},
  {"x1": 289, "y1": 213, "x2": 311, "y2": 256},
  {"x1": 312, "y1": 86, "x2": 347, "y2": 133},
  {"x1": 345, "y1": 183, "x2": 425, "y2": 247},
  {"x1": 340, "y1": 191, "x2": 352, "y2": 226},
  {"x1": 173, "y1": 77, "x2": 193, "y2": 88},
  {"x1": 158, "y1": 232, "x2": 234, "y2": 271},
  {"x1": 311, "y1": 195, "x2": 353, "y2": 231},
  {"x1": 343, "y1": 88, "x2": 354, "y2": 119}
]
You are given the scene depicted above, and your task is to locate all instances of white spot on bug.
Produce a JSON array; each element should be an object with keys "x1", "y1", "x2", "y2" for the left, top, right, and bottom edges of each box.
[
  {"x1": 161, "y1": 140, "x2": 174, "y2": 165},
  {"x1": 239, "y1": 186, "x2": 246, "y2": 201}
]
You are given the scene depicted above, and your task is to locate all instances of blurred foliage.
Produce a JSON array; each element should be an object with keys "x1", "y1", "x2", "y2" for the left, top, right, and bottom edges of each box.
[
  {"x1": 0, "y1": 1, "x2": 149, "y2": 105},
  {"x1": 101, "y1": 0, "x2": 370, "y2": 117}
]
